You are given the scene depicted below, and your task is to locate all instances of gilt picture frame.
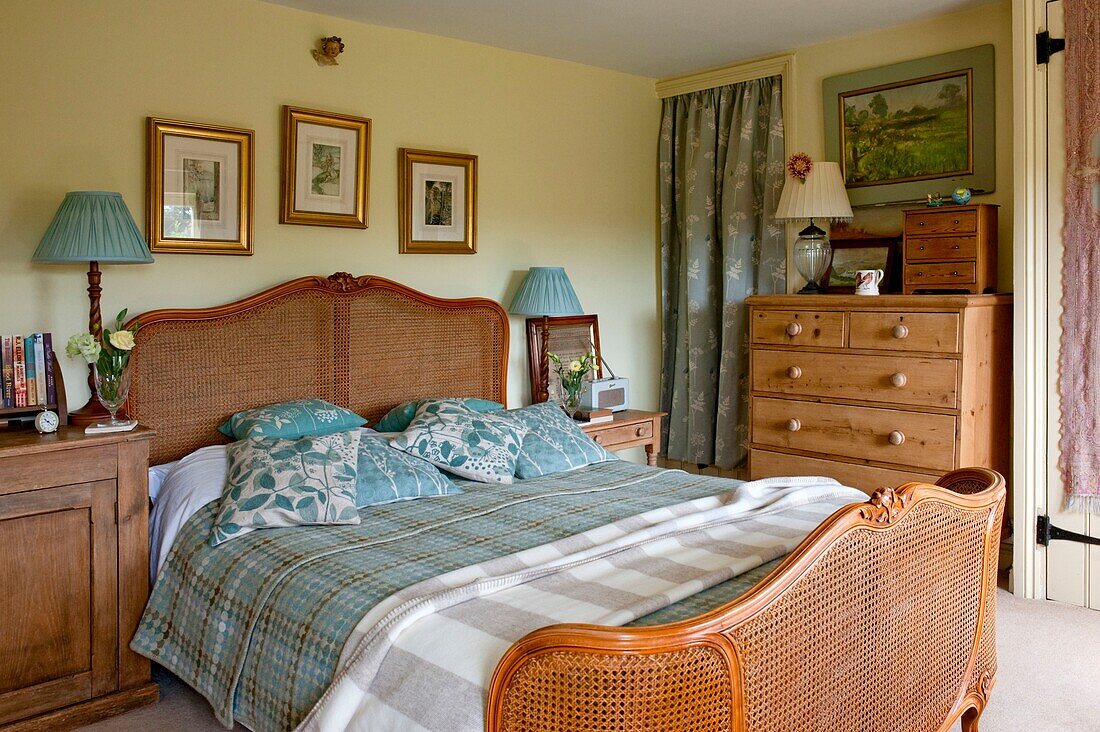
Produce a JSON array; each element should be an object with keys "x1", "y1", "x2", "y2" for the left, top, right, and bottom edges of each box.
[
  {"x1": 398, "y1": 148, "x2": 477, "y2": 254},
  {"x1": 147, "y1": 117, "x2": 254, "y2": 254},
  {"x1": 823, "y1": 45, "x2": 995, "y2": 206},
  {"x1": 281, "y1": 106, "x2": 371, "y2": 228}
]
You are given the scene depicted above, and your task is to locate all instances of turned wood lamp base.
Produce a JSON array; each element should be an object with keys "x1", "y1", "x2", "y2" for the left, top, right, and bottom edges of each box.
[{"x1": 67, "y1": 261, "x2": 113, "y2": 427}]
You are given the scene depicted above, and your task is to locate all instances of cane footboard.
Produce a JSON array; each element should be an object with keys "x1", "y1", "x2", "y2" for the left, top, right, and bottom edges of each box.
[{"x1": 487, "y1": 468, "x2": 1005, "y2": 732}]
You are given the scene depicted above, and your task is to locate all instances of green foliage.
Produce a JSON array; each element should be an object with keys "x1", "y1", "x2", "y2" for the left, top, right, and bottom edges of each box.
[{"x1": 843, "y1": 103, "x2": 968, "y2": 185}]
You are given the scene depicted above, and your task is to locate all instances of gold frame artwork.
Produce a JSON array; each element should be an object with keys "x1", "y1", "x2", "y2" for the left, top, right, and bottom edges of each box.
[
  {"x1": 398, "y1": 148, "x2": 478, "y2": 254},
  {"x1": 281, "y1": 106, "x2": 371, "y2": 229},
  {"x1": 147, "y1": 117, "x2": 254, "y2": 255}
]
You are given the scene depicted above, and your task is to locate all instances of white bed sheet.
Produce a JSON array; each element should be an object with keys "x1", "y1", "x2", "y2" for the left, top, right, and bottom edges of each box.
[{"x1": 148, "y1": 445, "x2": 228, "y2": 582}]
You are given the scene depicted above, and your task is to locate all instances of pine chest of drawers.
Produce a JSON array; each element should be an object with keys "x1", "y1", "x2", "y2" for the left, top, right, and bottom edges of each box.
[
  {"x1": 746, "y1": 294, "x2": 1011, "y2": 494},
  {"x1": 903, "y1": 203, "x2": 998, "y2": 294}
]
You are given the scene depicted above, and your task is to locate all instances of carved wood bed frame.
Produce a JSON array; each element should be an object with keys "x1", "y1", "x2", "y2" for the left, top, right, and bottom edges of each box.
[{"x1": 124, "y1": 273, "x2": 1004, "y2": 732}]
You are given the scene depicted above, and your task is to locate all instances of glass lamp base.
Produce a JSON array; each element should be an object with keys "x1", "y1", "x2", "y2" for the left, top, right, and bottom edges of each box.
[{"x1": 797, "y1": 281, "x2": 828, "y2": 294}]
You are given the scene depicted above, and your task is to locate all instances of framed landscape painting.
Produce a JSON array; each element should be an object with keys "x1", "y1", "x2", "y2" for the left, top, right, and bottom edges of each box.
[
  {"x1": 398, "y1": 148, "x2": 477, "y2": 254},
  {"x1": 147, "y1": 117, "x2": 254, "y2": 254},
  {"x1": 823, "y1": 45, "x2": 995, "y2": 206},
  {"x1": 281, "y1": 107, "x2": 371, "y2": 228}
]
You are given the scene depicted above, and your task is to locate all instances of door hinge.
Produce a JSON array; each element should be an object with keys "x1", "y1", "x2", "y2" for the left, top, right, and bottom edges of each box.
[
  {"x1": 1036, "y1": 31, "x2": 1066, "y2": 64},
  {"x1": 1036, "y1": 514, "x2": 1100, "y2": 547}
]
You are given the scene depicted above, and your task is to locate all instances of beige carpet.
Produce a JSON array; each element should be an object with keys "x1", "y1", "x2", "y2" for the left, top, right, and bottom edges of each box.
[{"x1": 81, "y1": 590, "x2": 1099, "y2": 731}]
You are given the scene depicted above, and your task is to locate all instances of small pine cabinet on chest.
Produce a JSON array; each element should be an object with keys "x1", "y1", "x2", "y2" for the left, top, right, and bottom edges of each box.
[
  {"x1": 0, "y1": 427, "x2": 158, "y2": 730},
  {"x1": 746, "y1": 294, "x2": 1011, "y2": 494},
  {"x1": 903, "y1": 203, "x2": 998, "y2": 294}
]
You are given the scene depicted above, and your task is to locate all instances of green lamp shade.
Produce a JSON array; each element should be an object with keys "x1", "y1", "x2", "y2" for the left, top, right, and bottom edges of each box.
[
  {"x1": 32, "y1": 191, "x2": 153, "y2": 264},
  {"x1": 509, "y1": 267, "x2": 583, "y2": 316}
]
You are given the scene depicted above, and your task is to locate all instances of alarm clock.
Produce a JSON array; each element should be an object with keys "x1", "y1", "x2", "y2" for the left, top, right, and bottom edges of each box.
[{"x1": 35, "y1": 409, "x2": 59, "y2": 434}]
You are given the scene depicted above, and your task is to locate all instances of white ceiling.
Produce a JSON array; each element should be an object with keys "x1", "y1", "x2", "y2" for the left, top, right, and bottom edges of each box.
[{"x1": 263, "y1": 0, "x2": 990, "y2": 78}]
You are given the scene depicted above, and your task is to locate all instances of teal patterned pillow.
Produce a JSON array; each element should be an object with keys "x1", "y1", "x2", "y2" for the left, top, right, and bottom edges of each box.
[
  {"x1": 510, "y1": 402, "x2": 618, "y2": 479},
  {"x1": 389, "y1": 400, "x2": 528, "y2": 485},
  {"x1": 210, "y1": 430, "x2": 361, "y2": 546},
  {"x1": 218, "y1": 399, "x2": 366, "y2": 440},
  {"x1": 374, "y1": 397, "x2": 503, "y2": 433},
  {"x1": 356, "y1": 434, "x2": 462, "y2": 506}
]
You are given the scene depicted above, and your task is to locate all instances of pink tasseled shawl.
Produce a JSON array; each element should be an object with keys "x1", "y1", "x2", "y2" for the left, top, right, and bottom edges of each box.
[{"x1": 1059, "y1": 0, "x2": 1100, "y2": 512}]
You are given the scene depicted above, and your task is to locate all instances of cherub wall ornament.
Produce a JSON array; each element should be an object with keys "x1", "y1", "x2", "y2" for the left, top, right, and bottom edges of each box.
[{"x1": 312, "y1": 36, "x2": 344, "y2": 66}]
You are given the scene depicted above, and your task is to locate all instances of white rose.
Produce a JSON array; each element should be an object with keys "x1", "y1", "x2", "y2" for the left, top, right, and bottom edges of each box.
[
  {"x1": 108, "y1": 330, "x2": 136, "y2": 351},
  {"x1": 569, "y1": 360, "x2": 583, "y2": 372}
]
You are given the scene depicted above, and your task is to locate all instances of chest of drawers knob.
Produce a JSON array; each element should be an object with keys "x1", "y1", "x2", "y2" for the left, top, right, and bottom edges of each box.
[
  {"x1": 592, "y1": 434, "x2": 602, "y2": 443},
  {"x1": 786, "y1": 365, "x2": 802, "y2": 379},
  {"x1": 786, "y1": 418, "x2": 801, "y2": 432},
  {"x1": 890, "y1": 372, "x2": 908, "y2": 388},
  {"x1": 892, "y1": 324, "x2": 909, "y2": 339},
  {"x1": 785, "y1": 321, "x2": 802, "y2": 337},
  {"x1": 634, "y1": 426, "x2": 645, "y2": 437},
  {"x1": 888, "y1": 430, "x2": 906, "y2": 446}
]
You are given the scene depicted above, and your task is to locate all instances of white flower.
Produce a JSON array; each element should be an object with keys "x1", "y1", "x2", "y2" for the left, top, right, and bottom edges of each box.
[
  {"x1": 66, "y1": 333, "x2": 101, "y2": 364},
  {"x1": 108, "y1": 330, "x2": 136, "y2": 351},
  {"x1": 569, "y1": 360, "x2": 583, "y2": 373}
]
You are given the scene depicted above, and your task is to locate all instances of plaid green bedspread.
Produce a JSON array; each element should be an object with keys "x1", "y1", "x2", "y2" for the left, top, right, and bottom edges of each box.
[{"x1": 132, "y1": 462, "x2": 792, "y2": 731}]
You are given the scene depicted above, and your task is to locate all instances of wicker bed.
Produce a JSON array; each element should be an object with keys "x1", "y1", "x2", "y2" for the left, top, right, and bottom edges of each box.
[{"x1": 126, "y1": 273, "x2": 1004, "y2": 732}]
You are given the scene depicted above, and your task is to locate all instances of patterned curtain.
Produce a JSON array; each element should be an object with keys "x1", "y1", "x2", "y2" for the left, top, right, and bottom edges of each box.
[
  {"x1": 1059, "y1": 0, "x2": 1100, "y2": 512},
  {"x1": 659, "y1": 76, "x2": 785, "y2": 469}
]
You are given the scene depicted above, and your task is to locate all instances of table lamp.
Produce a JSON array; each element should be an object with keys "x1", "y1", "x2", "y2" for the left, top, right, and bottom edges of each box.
[
  {"x1": 509, "y1": 267, "x2": 583, "y2": 403},
  {"x1": 773, "y1": 161, "x2": 854, "y2": 294},
  {"x1": 32, "y1": 191, "x2": 154, "y2": 425}
]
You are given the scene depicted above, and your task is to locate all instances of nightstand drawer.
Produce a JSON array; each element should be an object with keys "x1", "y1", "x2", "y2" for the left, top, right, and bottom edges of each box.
[
  {"x1": 751, "y1": 397, "x2": 956, "y2": 471},
  {"x1": 589, "y1": 420, "x2": 653, "y2": 448},
  {"x1": 905, "y1": 236, "x2": 977, "y2": 261},
  {"x1": 751, "y1": 349, "x2": 959, "y2": 409},
  {"x1": 750, "y1": 310, "x2": 845, "y2": 348},
  {"x1": 905, "y1": 209, "x2": 977, "y2": 235},
  {"x1": 904, "y1": 262, "x2": 977, "y2": 286},
  {"x1": 0, "y1": 446, "x2": 116, "y2": 495},
  {"x1": 849, "y1": 312, "x2": 960, "y2": 353}
]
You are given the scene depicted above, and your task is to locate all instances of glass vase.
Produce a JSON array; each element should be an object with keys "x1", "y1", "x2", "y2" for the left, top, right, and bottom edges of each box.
[
  {"x1": 560, "y1": 390, "x2": 582, "y2": 419},
  {"x1": 94, "y1": 354, "x2": 131, "y2": 425}
]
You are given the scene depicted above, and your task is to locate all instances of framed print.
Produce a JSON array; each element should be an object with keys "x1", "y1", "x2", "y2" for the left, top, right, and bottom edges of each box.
[
  {"x1": 281, "y1": 106, "x2": 371, "y2": 228},
  {"x1": 398, "y1": 148, "x2": 477, "y2": 254},
  {"x1": 824, "y1": 236, "x2": 900, "y2": 294},
  {"x1": 823, "y1": 45, "x2": 995, "y2": 206},
  {"x1": 147, "y1": 117, "x2": 254, "y2": 255},
  {"x1": 526, "y1": 315, "x2": 602, "y2": 404}
]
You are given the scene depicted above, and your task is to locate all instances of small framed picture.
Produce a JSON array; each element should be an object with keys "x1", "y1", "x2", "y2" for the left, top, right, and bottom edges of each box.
[
  {"x1": 281, "y1": 106, "x2": 371, "y2": 228},
  {"x1": 525, "y1": 315, "x2": 603, "y2": 404},
  {"x1": 398, "y1": 148, "x2": 477, "y2": 254},
  {"x1": 147, "y1": 117, "x2": 254, "y2": 255},
  {"x1": 824, "y1": 236, "x2": 900, "y2": 293}
]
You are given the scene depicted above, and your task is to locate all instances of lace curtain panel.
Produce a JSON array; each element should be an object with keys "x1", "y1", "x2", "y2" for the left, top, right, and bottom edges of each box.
[
  {"x1": 1059, "y1": 0, "x2": 1100, "y2": 512},
  {"x1": 659, "y1": 77, "x2": 785, "y2": 469}
]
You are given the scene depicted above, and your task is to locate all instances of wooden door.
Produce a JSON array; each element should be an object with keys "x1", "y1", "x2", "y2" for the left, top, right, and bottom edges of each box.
[
  {"x1": 1044, "y1": 0, "x2": 1100, "y2": 608},
  {"x1": 0, "y1": 481, "x2": 118, "y2": 723}
]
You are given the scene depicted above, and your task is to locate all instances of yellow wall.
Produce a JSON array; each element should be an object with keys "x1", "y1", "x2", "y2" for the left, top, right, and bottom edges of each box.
[
  {"x1": 0, "y1": 0, "x2": 660, "y2": 417},
  {"x1": 786, "y1": 0, "x2": 1015, "y2": 290}
]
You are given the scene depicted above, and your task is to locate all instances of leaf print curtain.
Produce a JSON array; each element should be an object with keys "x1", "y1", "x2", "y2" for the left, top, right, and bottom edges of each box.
[{"x1": 659, "y1": 76, "x2": 786, "y2": 469}]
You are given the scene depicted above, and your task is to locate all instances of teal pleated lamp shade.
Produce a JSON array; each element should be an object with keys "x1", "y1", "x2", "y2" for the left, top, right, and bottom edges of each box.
[
  {"x1": 32, "y1": 192, "x2": 153, "y2": 264},
  {"x1": 509, "y1": 267, "x2": 583, "y2": 316}
]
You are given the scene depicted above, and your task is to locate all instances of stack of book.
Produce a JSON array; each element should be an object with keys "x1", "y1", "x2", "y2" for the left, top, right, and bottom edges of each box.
[
  {"x1": 575, "y1": 408, "x2": 613, "y2": 424},
  {"x1": 1, "y1": 333, "x2": 59, "y2": 408}
]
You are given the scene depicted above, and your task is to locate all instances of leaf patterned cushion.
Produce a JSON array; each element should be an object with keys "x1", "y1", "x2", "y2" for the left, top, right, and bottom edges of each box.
[
  {"x1": 356, "y1": 433, "x2": 462, "y2": 506},
  {"x1": 210, "y1": 430, "x2": 362, "y2": 546},
  {"x1": 509, "y1": 402, "x2": 618, "y2": 479},
  {"x1": 389, "y1": 400, "x2": 528, "y2": 485},
  {"x1": 373, "y1": 397, "x2": 503, "y2": 433},
  {"x1": 217, "y1": 399, "x2": 366, "y2": 440}
]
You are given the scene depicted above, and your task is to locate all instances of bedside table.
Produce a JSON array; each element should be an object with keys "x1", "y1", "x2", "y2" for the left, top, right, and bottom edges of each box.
[
  {"x1": 580, "y1": 410, "x2": 665, "y2": 466},
  {"x1": 0, "y1": 426, "x2": 158, "y2": 730}
]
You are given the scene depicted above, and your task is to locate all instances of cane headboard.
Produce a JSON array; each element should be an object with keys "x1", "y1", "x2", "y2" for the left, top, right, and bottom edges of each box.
[{"x1": 127, "y1": 272, "x2": 509, "y2": 465}]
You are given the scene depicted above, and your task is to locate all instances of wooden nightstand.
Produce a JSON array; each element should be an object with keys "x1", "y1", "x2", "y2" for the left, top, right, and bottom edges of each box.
[
  {"x1": 0, "y1": 426, "x2": 158, "y2": 730},
  {"x1": 580, "y1": 410, "x2": 665, "y2": 466}
]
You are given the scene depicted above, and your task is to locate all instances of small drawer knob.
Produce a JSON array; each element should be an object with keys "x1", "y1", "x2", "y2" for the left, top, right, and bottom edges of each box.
[
  {"x1": 918, "y1": 245, "x2": 925, "y2": 251},
  {"x1": 953, "y1": 219, "x2": 960, "y2": 224},
  {"x1": 888, "y1": 430, "x2": 906, "y2": 446},
  {"x1": 592, "y1": 434, "x2": 602, "y2": 443},
  {"x1": 786, "y1": 365, "x2": 802, "y2": 379},
  {"x1": 953, "y1": 244, "x2": 960, "y2": 250},
  {"x1": 785, "y1": 321, "x2": 802, "y2": 337},
  {"x1": 892, "y1": 324, "x2": 909, "y2": 339},
  {"x1": 635, "y1": 426, "x2": 645, "y2": 437},
  {"x1": 916, "y1": 272, "x2": 924, "y2": 277},
  {"x1": 890, "y1": 372, "x2": 908, "y2": 388},
  {"x1": 952, "y1": 270, "x2": 959, "y2": 276},
  {"x1": 786, "y1": 418, "x2": 801, "y2": 432},
  {"x1": 918, "y1": 221, "x2": 925, "y2": 226}
]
